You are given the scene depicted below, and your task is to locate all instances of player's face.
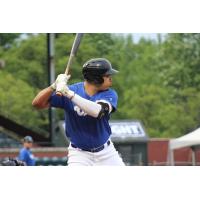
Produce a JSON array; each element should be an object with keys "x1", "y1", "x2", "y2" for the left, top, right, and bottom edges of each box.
[
  {"x1": 24, "y1": 142, "x2": 33, "y2": 149},
  {"x1": 100, "y1": 75, "x2": 113, "y2": 90}
]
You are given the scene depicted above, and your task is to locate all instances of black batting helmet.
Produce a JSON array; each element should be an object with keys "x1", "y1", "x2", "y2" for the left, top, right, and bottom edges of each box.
[{"x1": 82, "y1": 58, "x2": 118, "y2": 84}]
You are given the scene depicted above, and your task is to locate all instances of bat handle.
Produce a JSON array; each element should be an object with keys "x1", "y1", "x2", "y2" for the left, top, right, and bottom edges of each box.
[{"x1": 65, "y1": 54, "x2": 74, "y2": 75}]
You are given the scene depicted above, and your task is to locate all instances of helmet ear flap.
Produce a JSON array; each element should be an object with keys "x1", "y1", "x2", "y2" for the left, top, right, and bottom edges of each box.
[{"x1": 83, "y1": 73, "x2": 104, "y2": 85}]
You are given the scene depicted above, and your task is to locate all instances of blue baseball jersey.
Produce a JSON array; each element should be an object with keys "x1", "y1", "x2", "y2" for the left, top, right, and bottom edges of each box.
[
  {"x1": 50, "y1": 82, "x2": 118, "y2": 149},
  {"x1": 18, "y1": 148, "x2": 36, "y2": 166}
]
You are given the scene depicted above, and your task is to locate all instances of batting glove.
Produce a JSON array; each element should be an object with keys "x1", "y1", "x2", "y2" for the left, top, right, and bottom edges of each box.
[
  {"x1": 56, "y1": 83, "x2": 75, "y2": 100},
  {"x1": 50, "y1": 74, "x2": 71, "y2": 91},
  {"x1": 56, "y1": 74, "x2": 71, "y2": 84},
  {"x1": 50, "y1": 82, "x2": 56, "y2": 91}
]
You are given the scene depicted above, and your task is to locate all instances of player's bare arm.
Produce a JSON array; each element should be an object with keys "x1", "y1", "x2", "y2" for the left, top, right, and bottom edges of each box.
[
  {"x1": 32, "y1": 87, "x2": 53, "y2": 109},
  {"x1": 32, "y1": 74, "x2": 70, "y2": 109}
]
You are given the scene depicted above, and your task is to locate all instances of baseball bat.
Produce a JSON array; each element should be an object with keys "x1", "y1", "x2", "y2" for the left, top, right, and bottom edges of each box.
[{"x1": 56, "y1": 33, "x2": 84, "y2": 96}]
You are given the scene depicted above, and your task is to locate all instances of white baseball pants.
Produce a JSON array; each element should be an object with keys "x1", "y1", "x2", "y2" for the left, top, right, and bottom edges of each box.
[{"x1": 67, "y1": 141, "x2": 125, "y2": 166}]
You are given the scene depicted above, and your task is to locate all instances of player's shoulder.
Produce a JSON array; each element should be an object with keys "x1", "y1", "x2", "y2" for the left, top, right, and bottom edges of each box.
[
  {"x1": 69, "y1": 82, "x2": 83, "y2": 91},
  {"x1": 104, "y1": 88, "x2": 117, "y2": 96},
  {"x1": 99, "y1": 88, "x2": 118, "y2": 98}
]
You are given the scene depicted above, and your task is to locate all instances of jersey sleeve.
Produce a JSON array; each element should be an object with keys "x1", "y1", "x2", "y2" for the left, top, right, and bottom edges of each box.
[
  {"x1": 49, "y1": 92, "x2": 66, "y2": 108},
  {"x1": 98, "y1": 89, "x2": 118, "y2": 112},
  {"x1": 18, "y1": 149, "x2": 28, "y2": 162},
  {"x1": 49, "y1": 92, "x2": 72, "y2": 109},
  {"x1": 49, "y1": 85, "x2": 76, "y2": 108}
]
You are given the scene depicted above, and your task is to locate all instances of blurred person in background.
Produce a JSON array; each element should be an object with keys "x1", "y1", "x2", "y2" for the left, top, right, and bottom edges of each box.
[{"x1": 18, "y1": 136, "x2": 36, "y2": 166}]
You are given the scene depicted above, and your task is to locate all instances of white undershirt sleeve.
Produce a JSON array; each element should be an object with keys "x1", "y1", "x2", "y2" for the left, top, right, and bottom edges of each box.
[{"x1": 71, "y1": 93, "x2": 102, "y2": 118}]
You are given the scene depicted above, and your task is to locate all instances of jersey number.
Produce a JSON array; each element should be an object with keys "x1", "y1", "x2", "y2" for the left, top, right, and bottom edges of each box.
[{"x1": 74, "y1": 105, "x2": 87, "y2": 116}]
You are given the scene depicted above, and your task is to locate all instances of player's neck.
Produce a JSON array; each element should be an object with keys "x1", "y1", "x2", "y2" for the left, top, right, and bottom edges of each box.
[{"x1": 84, "y1": 81, "x2": 99, "y2": 96}]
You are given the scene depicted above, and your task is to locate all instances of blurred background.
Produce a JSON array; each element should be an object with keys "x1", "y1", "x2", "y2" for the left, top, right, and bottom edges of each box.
[{"x1": 0, "y1": 33, "x2": 200, "y2": 166}]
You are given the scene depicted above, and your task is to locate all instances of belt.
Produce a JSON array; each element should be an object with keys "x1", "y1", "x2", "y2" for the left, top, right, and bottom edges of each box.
[{"x1": 71, "y1": 140, "x2": 111, "y2": 153}]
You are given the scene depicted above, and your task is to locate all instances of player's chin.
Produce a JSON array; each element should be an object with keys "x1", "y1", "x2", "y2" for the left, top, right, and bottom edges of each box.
[{"x1": 106, "y1": 83, "x2": 112, "y2": 89}]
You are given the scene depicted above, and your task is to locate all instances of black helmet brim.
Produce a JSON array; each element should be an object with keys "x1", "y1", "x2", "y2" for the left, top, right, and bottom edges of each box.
[{"x1": 105, "y1": 68, "x2": 119, "y2": 75}]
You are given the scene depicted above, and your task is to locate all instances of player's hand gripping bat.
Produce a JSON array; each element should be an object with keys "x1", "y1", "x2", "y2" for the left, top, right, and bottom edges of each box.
[{"x1": 56, "y1": 33, "x2": 84, "y2": 96}]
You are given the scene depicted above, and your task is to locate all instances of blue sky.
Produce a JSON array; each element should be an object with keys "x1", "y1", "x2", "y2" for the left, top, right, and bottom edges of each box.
[
  {"x1": 131, "y1": 33, "x2": 166, "y2": 43},
  {"x1": 132, "y1": 33, "x2": 159, "y2": 42},
  {"x1": 20, "y1": 33, "x2": 167, "y2": 44},
  {"x1": 116, "y1": 33, "x2": 166, "y2": 43}
]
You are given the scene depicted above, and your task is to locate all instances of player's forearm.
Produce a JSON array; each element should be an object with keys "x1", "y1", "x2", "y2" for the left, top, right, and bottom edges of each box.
[
  {"x1": 71, "y1": 94, "x2": 101, "y2": 118},
  {"x1": 32, "y1": 87, "x2": 54, "y2": 109}
]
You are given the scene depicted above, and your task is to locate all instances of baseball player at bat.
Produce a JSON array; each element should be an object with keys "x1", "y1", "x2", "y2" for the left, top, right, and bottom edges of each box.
[{"x1": 32, "y1": 58, "x2": 125, "y2": 166}]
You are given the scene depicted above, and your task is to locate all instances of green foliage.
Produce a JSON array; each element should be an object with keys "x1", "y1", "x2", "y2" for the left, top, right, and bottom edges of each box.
[
  {"x1": 157, "y1": 33, "x2": 200, "y2": 89},
  {"x1": 2, "y1": 34, "x2": 48, "y2": 89},
  {"x1": 0, "y1": 71, "x2": 48, "y2": 130},
  {"x1": 1, "y1": 33, "x2": 200, "y2": 139},
  {"x1": 0, "y1": 33, "x2": 20, "y2": 48}
]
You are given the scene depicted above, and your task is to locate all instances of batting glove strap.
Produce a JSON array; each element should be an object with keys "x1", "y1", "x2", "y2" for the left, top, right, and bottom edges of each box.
[
  {"x1": 56, "y1": 82, "x2": 75, "y2": 99},
  {"x1": 67, "y1": 90, "x2": 75, "y2": 100},
  {"x1": 50, "y1": 82, "x2": 56, "y2": 91}
]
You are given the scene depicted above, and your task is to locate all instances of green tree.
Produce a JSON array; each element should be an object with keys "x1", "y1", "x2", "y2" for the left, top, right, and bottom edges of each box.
[
  {"x1": 0, "y1": 33, "x2": 20, "y2": 48},
  {"x1": 1, "y1": 33, "x2": 200, "y2": 139},
  {"x1": 157, "y1": 33, "x2": 200, "y2": 89},
  {"x1": 0, "y1": 71, "x2": 49, "y2": 133}
]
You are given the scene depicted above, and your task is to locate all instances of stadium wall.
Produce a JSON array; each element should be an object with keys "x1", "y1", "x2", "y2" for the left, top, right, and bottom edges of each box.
[{"x1": 0, "y1": 140, "x2": 200, "y2": 165}]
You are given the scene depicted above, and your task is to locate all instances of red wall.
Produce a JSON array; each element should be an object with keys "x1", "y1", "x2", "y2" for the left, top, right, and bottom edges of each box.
[
  {"x1": 148, "y1": 139, "x2": 200, "y2": 165},
  {"x1": 1, "y1": 140, "x2": 200, "y2": 166},
  {"x1": 148, "y1": 139, "x2": 169, "y2": 165},
  {"x1": 0, "y1": 148, "x2": 68, "y2": 159}
]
